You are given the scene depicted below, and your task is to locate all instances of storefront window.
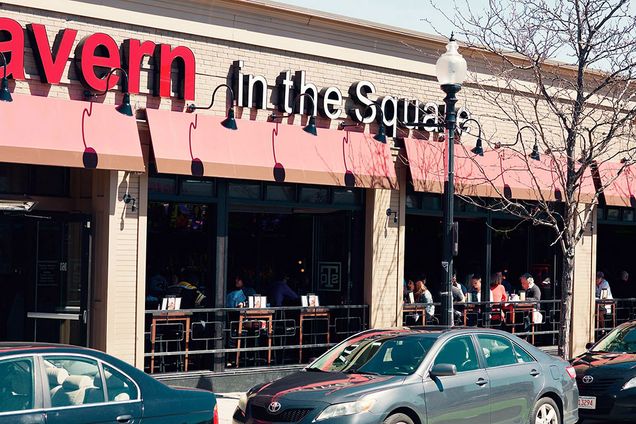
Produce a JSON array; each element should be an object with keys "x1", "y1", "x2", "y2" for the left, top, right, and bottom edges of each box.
[
  {"x1": 265, "y1": 184, "x2": 295, "y2": 202},
  {"x1": 229, "y1": 182, "x2": 261, "y2": 199},
  {"x1": 333, "y1": 188, "x2": 360, "y2": 205},
  {"x1": 300, "y1": 187, "x2": 329, "y2": 203},
  {"x1": 181, "y1": 179, "x2": 215, "y2": 197},
  {"x1": 149, "y1": 177, "x2": 177, "y2": 195},
  {"x1": 0, "y1": 164, "x2": 68, "y2": 197}
]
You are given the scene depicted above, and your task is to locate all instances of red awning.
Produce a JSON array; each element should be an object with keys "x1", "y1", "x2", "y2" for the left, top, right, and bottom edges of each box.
[
  {"x1": 596, "y1": 161, "x2": 636, "y2": 207},
  {"x1": 145, "y1": 109, "x2": 397, "y2": 189},
  {"x1": 404, "y1": 138, "x2": 595, "y2": 202},
  {"x1": 0, "y1": 93, "x2": 144, "y2": 171}
]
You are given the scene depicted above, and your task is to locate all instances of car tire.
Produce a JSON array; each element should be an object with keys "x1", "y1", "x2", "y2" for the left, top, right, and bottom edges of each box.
[
  {"x1": 532, "y1": 397, "x2": 561, "y2": 424},
  {"x1": 384, "y1": 413, "x2": 415, "y2": 424}
]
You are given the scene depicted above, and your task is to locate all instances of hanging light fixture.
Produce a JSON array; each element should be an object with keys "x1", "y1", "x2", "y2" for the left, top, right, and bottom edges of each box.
[
  {"x1": 0, "y1": 52, "x2": 13, "y2": 102},
  {"x1": 187, "y1": 83, "x2": 238, "y2": 130},
  {"x1": 338, "y1": 103, "x2": 387, "y2": 143},
  {"x1": 530, "y1": 142, "x2": 541, "y2": 161},
  {"x1": 459, "y1": 118, "x2": 484, "y2": 156},
  {"x1": 84, "y1": 67, "x2": 133, "y2": 116},
  {"x1": 269, "y1": 93, "x2": 318, "y2": 136}
]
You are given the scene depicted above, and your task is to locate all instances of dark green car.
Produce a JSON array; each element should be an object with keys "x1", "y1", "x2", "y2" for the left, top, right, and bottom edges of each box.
[{"x1": 0, "y1": 342, "x2": 217, "y2": 424}]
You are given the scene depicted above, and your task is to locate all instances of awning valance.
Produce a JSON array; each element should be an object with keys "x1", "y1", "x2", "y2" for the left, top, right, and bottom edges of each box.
[
  {"x1": 404, "y1": 138, "x2": 595, "y2": 203},
  {"x1": 145, "y1": 109, "x2": 398, "y2": 189},
  {"x1": 596, "y1": 161, "x2": 636, "y2": 207},
  {"x1": 0, "y1": 93, "x2": 144, "y2": 171}
]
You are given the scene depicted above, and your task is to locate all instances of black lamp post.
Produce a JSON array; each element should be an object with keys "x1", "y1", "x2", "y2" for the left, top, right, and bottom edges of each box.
[
  {"x1": 0, "y1": 52, "x2": 13, "y2": 102},
  {"x1": 187, "y1": 83, "x2": 238, "y2": 130},
  {"x1": 269, "y1": 93, "x2": 318, "y2": 136},
  {"x1": 436, "y1": 34, "x2": 468, "y2": 327},
  {"x1": 84, "y1": 67, "x2": 133, "y2": 116}
]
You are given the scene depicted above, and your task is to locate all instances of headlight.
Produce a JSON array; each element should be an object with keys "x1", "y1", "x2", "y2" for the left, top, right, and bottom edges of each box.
[
  {"x1": 623, "y1": 377, "x2": 636, "y2": 390},
  {"x1": 315, "y1": 398, "x2": 375, "y2": 421},
  {"x1": 238, "y1": 392, "x2": 248, "y2": 412}
]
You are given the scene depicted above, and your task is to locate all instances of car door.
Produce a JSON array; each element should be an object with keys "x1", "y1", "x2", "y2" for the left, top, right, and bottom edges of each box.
[
  {"x1": 423, "y1": 335, "x2": 490, "y2": 424},
  {"x1": 476, "y1": 334, "x2": 542, "y2": 424},
  {"x1": 41, "y1": 355, "x2": 142, "y2": 424},
  {"x1": 0, "y1": 355, "x2": 46, "y2": 424}
]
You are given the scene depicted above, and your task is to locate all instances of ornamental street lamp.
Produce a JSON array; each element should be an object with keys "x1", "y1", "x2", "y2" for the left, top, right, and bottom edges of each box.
[{"x1": 436, "y1": 34, "x2": 468, "y2": 327}]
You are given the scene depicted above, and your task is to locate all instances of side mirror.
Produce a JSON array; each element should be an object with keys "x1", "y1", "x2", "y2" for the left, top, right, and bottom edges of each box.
[
  {"x1": 430, "y1": 363, "x2": 457, "y2": 378},
  {"x1": 585, "y1": 342, "x2": 594, "y2": 350}
]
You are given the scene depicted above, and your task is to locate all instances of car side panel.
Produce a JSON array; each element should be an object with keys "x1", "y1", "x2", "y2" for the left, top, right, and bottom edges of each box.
[
  {"x1": 486, "y1": 363, "x2": 542, "y2": 424},
  {"x1": 0, "y1": 412, "x2": 45, "y2": 424},
  {"x1": 423, "y1": 369, "x2": 490, "y2": 424},
  {"x1": 140, "y1": 389, "x2": 215, "y2": 424}
]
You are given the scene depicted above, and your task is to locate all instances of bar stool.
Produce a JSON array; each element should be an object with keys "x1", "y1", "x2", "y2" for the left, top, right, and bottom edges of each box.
[
  {"x1": 235, "y1": 308, "x2": 274, "y2": 368},
  {"x1": 596, "y1": 299, "x2": 617, "y2": 331},
  {"x1": 150, "y1": 311, "x2": 192, "y2": 373},
  {"x1": 299, "y1": 307, "x2": 330, "y2": 363}
]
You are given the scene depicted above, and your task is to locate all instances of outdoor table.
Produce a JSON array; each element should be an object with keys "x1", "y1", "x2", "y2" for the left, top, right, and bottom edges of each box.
[
  {"x1": 403, "y1": 303, "x2": 429, "y2": 326},
  {"x1": 235, "y1": 308, "x2": 274, "y2": 368},
  {"x1": 595, "y1": 299, "x2": 617, "y2": 330},
  {"x1": 299, "y1": 307, "x2": 330, "y2": 363},
  {"x1": 149, "y1": 310, "x2": 192, "y2": 373},
  {"x1": 506, "y1": 301, "x2": 538, "y2": 344}
]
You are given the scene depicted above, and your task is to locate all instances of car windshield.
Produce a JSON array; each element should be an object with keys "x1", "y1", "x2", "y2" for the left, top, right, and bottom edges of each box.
[
  {"x1": 308, "y1": 332, "x2": 436, "y2": 376},
  {"x1": 592, "y1": 325, "x2": 636, "y2": 353}
]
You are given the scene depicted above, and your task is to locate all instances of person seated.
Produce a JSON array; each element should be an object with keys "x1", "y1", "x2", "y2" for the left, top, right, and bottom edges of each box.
[
  {"x1": 413, "y1": 279, "x2": 435, "y2": 319},
  {"x1": 595, "y1": 271, "x2": 613, "y2": 299},
  {"x1": 268, "y1": 274, "x2": 299, "y2": 307},
  {"x1": 520, "y1": 273, "x2": 541, "y2": 301}
]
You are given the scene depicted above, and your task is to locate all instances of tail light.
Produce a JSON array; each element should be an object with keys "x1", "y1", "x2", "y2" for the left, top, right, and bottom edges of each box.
[
  {"x1": 214, "y1": 403, "x2": 219, "y2": 424},
  {"x1": 566, "y1": 365, "x2": 576, "y2": 379}
]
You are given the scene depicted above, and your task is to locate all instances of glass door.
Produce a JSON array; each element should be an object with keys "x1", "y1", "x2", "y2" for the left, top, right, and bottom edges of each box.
[{"x1": 29, "y1": 215, "x2": 91, "y2": 346}]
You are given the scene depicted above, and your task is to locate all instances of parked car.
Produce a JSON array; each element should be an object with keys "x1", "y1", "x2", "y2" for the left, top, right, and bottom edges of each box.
[
  {"x1": 234, "y1": 328, "x2": 578, "y2": 424},
  {"x1": 0, "y1": 342, "x2": 218, "y2": 424},
  {"x1": 571, "y1": 320, "x2": 636, "y2": 421}
]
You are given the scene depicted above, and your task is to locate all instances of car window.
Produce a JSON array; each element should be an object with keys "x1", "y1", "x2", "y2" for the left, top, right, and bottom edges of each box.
[
  {"x1": 477, "y1": 335, "x2": 518, "y2": 367},
  {"x1": 593, "y1": 325, "x2": 636, "y2": 353},
  {"x1": 44, "y1": 356, "x2": 105, "y2": 407},
  {"x1": 433, "y1": 336, "x2": 479, "y2": 373},
  {"x1": 0, "y1": 357, "x2": 34, "y2": 413},
  {"x1": 512, "y1": 343, "x2": 536, "y2": 363},
  {"x1": 102, "y1": 364, "x2": 139, "y2": 402},
  {"x1": 309, "y1": 333, "x2": 436, "y2": 376}
]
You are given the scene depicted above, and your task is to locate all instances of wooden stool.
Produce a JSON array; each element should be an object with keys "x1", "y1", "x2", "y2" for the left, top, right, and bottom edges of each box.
[
  {"x1": 150, "y1": 311, "x2": 192, "y2": 373},
  {"x1": 596, "y1": 300, "x2": 617, "y2": 330},
  {"x1": 235, "y1": 308, "x2": 274, "y2": 368},
  {"x1": 299, "y1": 307, "x2": 330, "y2": 363}
]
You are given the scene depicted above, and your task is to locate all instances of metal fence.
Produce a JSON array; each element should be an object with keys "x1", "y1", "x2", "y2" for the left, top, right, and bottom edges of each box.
[
  {"x1": 594, "y1": 297, "x2": 636, "y2": 339},
  {"x1": 144, "y1": 305, "x2": 368, "y2": 374},
  {"x1": 403, "y1": 299, "x2": 563, "y2": 347}
]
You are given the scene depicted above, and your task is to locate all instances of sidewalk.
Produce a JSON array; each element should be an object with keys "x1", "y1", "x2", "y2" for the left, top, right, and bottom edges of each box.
[{"x1": 216, "y1": 393, "x2": 241, "y2": 424}]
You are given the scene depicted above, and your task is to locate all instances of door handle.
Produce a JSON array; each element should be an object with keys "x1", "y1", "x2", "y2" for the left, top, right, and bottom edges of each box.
[
  {"x1": 116, "y1": 415, "x2": 133, "y2": 424},
  {"x1": 530, "y1": 369, "x2": 540, "y2": 377},
  {"x1": 476, "y1": 378, "x2": 489, "y2": 386}
]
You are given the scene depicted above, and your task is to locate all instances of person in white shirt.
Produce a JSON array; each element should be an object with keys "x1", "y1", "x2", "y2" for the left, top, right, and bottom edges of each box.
[{"x1": 595, "y1": 271, "x2": 613, "y2": 299}]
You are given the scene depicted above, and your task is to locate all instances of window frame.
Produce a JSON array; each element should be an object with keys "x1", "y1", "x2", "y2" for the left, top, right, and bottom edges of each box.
[
  {"x1": 428, "y1": 334, "x2": 483, "y2": 376},
  {"x1": 0, "y1": 354, "x2": 43, "y2": 417},
  {"x1": 476, "y1": 333, "x2": 533, "y2": 369},
  {"x1": 38, "y1": 353, "x2": 142, "y2": 412}
]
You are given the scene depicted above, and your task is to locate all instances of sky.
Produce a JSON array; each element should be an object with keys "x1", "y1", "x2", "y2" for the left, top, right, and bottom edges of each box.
[{"x1": 272, "y1": 0, "x2": 490, "y2": 38}]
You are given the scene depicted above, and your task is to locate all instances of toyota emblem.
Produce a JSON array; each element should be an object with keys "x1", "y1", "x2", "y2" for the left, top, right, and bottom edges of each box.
[
  {"x1": 268, "y1": 401, "x2": 282, "y2": 413},
  {"x1": 582, "y1": 375, "x2": 594, "y2": 384}
]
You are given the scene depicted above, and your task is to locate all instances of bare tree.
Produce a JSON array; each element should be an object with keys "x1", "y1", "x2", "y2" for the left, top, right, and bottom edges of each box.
[{"x1": 425, "y1": 0, "x2": 636, "y2": 357}]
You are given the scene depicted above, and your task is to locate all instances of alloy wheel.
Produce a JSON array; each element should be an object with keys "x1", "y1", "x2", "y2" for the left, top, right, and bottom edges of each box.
[{"x1": 535, "y1": 403, "x2": 558, "y2": 424}]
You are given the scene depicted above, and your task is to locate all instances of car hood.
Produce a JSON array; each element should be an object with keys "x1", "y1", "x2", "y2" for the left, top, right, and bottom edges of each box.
[
  {"x1": 572, "y1": 351, "x2": 636, "y2": 374},
  {"x1": 249, "y1": 371, "x2": 404, "y2": 405}
]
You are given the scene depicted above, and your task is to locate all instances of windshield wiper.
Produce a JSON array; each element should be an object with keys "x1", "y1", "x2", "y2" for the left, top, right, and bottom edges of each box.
[
  {"x1": 305, "y1": 367, "x2": 326, "y2": 372},
  {"x1": 345, "y1": 368, "x2": 379, "y2": 375}
]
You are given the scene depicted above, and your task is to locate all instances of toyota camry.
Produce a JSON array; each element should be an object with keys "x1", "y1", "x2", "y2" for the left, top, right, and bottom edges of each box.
[{"x1": 234, "y1": 328, "x2": 578, "y2": 424}]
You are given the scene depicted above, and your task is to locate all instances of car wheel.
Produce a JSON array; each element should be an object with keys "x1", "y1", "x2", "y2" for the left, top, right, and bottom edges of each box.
[
  {"x1": 532, "y1": 397, "x2": 560, "y2": 424},
  {"x1": 384, "y1": 413, "x2": 415, "y2": 424}
]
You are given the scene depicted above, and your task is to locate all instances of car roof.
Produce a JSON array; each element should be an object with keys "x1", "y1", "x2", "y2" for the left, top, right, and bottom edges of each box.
[
  {"x1": 360, "y1": 327, "x2": 520, "y2": 338},
  {"x1": 0, "y1": 342, "x2": 102, "y2": 357}
]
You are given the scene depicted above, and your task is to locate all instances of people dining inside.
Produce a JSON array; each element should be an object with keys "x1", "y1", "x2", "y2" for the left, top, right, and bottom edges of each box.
[
  {"x1": 268, "y1": 273, "x2": 299, "y2": 307},
  {"x1": 468, "y1": 274, "x2": 487, "y2": 302},
  {"x1": 490, "y1": 273, "x2": 508, "y2": 302},
  {"x1": 595, "y1": 271, "x2": 614, "y2": 300}
]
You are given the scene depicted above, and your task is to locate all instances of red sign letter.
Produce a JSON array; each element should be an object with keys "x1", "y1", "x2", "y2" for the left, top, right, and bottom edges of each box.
[
  {"x1": 75, "y1": 33, "x2": 121, "y2": 92},
  {"x1": 0, "y1": 18, "x2": 25, "y2": 79},
  {"x1": 153, "y1": 44, "x2": 195, "y2": 100},
  {"x1": 122, "y1": 39, "x2": 156, "y2": 94},
  {"x1": 26, "y1": 24, "x2": 77, "y2": 84}
]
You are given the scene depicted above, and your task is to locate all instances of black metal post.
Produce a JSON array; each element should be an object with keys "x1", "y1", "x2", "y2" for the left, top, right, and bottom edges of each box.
[{"x1": 440, "y1": 83, "x2": 461, "y2": 327}]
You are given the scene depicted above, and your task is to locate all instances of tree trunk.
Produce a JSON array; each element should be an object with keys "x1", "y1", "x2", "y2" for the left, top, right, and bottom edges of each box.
[{"x1": 558, "y1": 253, "x2": 575, "y2": 358}]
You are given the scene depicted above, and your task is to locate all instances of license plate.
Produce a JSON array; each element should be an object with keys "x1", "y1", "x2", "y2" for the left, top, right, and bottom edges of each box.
[{"x1": 579, "y1": 396, "x2": 596, "y2": 410}]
